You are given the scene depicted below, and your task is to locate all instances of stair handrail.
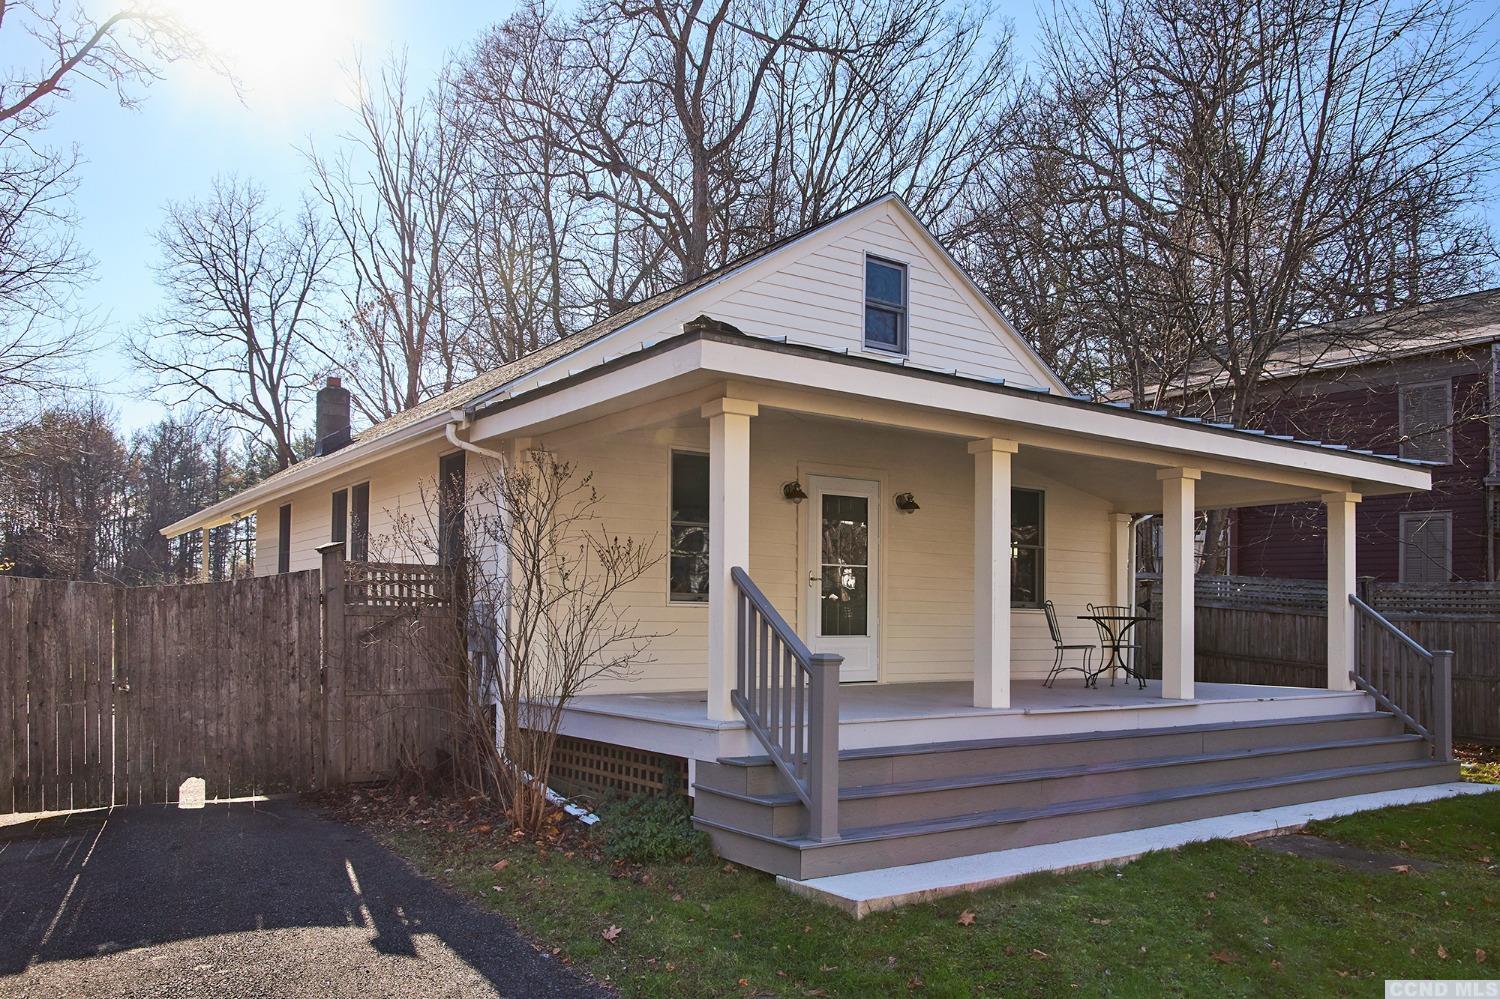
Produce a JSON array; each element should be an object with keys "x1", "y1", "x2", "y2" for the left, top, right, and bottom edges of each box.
[
  {"x1": 730, "y1": 566, "x2": 841, "y2": 841},
  {"x1": 1349, "y1": 593, "x2": 1454, "y2": 762}
]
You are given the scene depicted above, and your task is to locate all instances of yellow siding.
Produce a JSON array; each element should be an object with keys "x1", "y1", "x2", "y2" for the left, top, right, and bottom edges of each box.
[
  {"x1": 542, "y1": 412, "x2": 1113, "y2": 694},
  {"x1": 253, "y1": 439, "x2": 458, "y2": 574}
]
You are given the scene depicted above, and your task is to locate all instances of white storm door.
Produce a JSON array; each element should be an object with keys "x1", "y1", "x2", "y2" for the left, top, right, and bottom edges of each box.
[{"x1": 804, "y1": 475, "x2": 879, "y2": 683}]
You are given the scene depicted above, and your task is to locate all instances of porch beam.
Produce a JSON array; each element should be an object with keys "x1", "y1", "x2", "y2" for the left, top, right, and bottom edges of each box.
[
  {"x1": 726, "y1": 382, "x2": 1364, "y2": 498},
  {"x1": 1158, "y1": 467, "x2": 1201, "y2": 700},
  {"x1": 1323, "y1": 491, "x2": 1361, "y2": 692},
  {"x1": 704, "y1": 398, "x2": 759, "y2": 721},
  {"x1": 969, "y1": 438, "x2": 1020, "y2": 709}
]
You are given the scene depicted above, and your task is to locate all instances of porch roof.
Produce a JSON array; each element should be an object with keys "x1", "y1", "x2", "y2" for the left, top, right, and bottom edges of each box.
[{"x1": 464, "y1": 321, "x2": 1431, "y2": 505}]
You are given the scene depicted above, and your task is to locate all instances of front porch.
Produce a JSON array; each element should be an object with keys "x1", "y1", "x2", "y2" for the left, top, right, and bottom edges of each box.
[{"x1": 559, "y1": 678, "x2": 1375, "y2": 766}]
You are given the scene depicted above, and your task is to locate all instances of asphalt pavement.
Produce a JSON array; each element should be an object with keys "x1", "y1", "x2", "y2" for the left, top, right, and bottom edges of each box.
[{"x1": 0, "y1": 798, "x2": 605, "y2": 998}]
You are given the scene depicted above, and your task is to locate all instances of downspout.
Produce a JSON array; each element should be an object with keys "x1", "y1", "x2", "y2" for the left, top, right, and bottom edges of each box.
[{"x1": 444, "y1": 410, "x2": 507, "y2": 462}]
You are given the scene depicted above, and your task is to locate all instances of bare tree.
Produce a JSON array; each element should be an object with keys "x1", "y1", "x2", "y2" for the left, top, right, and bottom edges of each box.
[
  {"x1": 132, "y1": 179, "x2": 333, "y2": 471},
  {"x1": 383, "y1": 450, "x2": 661, "y2": 835},
  {"x1": 450, "y1": 0, "x2": 1017, "y2": 328},
  {"x1": 308, "y1": 58, "x2": 472, "y2": 423},
  {"x1": 0, "y1": 3, "x2": 206, "y2": 419}
]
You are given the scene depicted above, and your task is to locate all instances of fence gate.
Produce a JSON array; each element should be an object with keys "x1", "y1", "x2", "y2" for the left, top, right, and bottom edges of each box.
[
  {"x1": 113, "y1": 571, "x2": 325, "y2": 805},
  {"x1": 2, "y1": 571, "x2": 324, "y2": 812}
]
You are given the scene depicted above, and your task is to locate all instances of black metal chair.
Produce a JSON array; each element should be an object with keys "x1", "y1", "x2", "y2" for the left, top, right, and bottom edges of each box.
[
  {"x1": 1087, "y1": 602, "x2": 1144, "y2": 688},
  {"x1": 1043, "y1": 599, "x2": 1096, "y2": 687}
]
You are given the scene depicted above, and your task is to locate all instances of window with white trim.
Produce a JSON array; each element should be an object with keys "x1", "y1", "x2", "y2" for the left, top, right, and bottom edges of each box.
[
  {"x1": 1398, "y1": 380, "x2": 1453, "y2": 464},
  {"x1": 1011, "y1": 488, "x2": 1044, "y2": 607},
  {"x1": 1399, "y1": 511, "x2": 1452, "y2": 583},
  {"x1": 864, "y1": 256, "x2": 907, "y2": 354}
]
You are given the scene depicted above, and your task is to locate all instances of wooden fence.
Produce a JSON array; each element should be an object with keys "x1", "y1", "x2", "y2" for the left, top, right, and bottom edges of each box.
[
  {"x1": 1139, "y1": 575, "x2": 1500, "y2": 744},
  {"x1": 2, "y1": 553, "x2": 458, "y2": 814}
]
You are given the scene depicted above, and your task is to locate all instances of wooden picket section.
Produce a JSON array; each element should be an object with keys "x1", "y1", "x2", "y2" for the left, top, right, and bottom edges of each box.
[
  {"x1": 1139, "y1": 575, "x2": 1500, "y2": 744},
  {"x1": 322, "y1": 546, "x2": 461, "y2": 785}
]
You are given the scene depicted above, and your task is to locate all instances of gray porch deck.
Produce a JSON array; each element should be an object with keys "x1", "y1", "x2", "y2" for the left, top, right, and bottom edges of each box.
[{"x1": 559, "y1": 679, "x2": 1375, "y2": 761}]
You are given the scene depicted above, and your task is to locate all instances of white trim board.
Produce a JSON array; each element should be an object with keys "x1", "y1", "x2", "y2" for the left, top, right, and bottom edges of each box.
[{"x1": 778, "y1": 781, "x2": 1500, "y2": 918}]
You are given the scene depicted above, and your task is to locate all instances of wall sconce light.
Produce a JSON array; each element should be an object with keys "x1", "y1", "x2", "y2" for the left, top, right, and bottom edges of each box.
[
  {"x1": 782, "y1": 480, "x2": 808, "y2": 503},
  {"x1": 894, "y1": 492, "x2": 921, "y2": 513}
]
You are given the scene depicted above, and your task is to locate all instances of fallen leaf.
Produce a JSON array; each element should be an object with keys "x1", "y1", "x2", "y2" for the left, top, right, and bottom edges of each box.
[
  {"x1": 490, "y1": 885, "x2": 503, "y2": 894},
  {"x1": 1031, "y1": 949, "x2": 1050, "y2": 960},
  {"x1": 1210, "y1": 950, "x2": 1241, "y2": 965},
  {"x1": 907, "y1": 976, "x2": 924, "y2": 989},
  {"x1": 1089, "y1": 917, "x2": 1112, "y2": 925},
  {"x1": 474, "y1": 823, "x2": 492, "y2": 834},
  {"x1": 737, "y1": 979, "x2": 749, "y2": 988},
  {"x1": 1206, "y1": 891, "x2": 1217, "y2": 900},
  {"x1": 1477, "y1": 949, "x2": 1487, "y2": 964},
  {"x1": 1270, "y1": 960, "x2": 1284, "y2": 971},
  {"x1": 671, "y1": 893, "x2": 683, "y2": 902},
  {"x1": 1438, "y1": 944, "x2": 1449, "y2": 960},
  {"x1": 1390, "y1": 864, "x2": 1412, "y2": 874},
  {"x1": 492, "y1": 859, "x2": 510, "y2": 871},
  {"x1": 601, "y1": 925, "x2": 622, "y2": 944},
  {"x1": 819, "y1": 965, "x2": 839, "y2": 972},
  {"x1": 957, "y1": 910, "x2": 977, "y2": 926}
]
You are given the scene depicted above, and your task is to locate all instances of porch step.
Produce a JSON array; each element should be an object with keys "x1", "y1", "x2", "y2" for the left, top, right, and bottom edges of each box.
[
  {"x1": 704, "y1": 711, "x2": 1405, "y2": 796},
  {"x1": 691, "y1": 712, "x2": 1459, "y2": 880},
  {"x1": 693, "y1": 734, "x2": 1429, "y2": 838}
]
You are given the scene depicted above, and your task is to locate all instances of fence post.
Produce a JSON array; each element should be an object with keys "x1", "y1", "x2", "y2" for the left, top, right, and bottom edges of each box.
[
  {"x1": 807, "y1": 652, "x2": 842, "y2": 843},
  {"x1": 318, "y1": 542, "x2": 347, "y2": 788},
  {"x1": 1356, "y1": 576, "x2": 1375, "y2": 607},
  {"x1": 1432, "y1": 649, "x2": 1454, "y2": 763}
]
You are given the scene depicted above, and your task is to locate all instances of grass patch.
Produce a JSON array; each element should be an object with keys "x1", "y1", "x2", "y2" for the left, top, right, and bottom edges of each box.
[{"x1": 371, "y1": 790, "x2": 1500, "y2": 997}]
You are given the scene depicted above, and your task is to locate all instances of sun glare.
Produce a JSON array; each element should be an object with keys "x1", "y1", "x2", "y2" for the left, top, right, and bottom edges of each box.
[{"x1": 165, "y1": 0, "x2": 372, "y2": 119}]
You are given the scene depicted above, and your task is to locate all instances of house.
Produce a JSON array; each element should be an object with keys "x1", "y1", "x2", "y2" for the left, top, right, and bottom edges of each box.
[
  {"x1": 1219, "y1": 289, "x2": 1500, "y2": 584},
  {"x1": 164, "y1": 196, "x2": 1456, "y2": 884}
]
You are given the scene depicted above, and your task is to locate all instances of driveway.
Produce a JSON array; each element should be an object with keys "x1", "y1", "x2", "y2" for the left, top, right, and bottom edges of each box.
[{"x1": 0, "y1": 799, "x2": 605, "y2": 998}]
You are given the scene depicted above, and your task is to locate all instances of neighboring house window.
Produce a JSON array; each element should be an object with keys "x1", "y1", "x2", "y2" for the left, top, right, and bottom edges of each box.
[
  {"x1": 331, "y1": 488, "x2": 348, "y2": 556},
  {"x1": 1400, "y1": 511, "x2": 1452, "y2": 584},
  {"x1": 1399, "y1": 380, "x2": 1453, "y2": 464},
  {"x1": 864, "y1": 256, "x2": 907, "y2": 354},
  {"x1": 438, "y1": 452, "x2": 467, "y2": 567},
  {"x1": 669, "y1": 450, "x2": 710, "y2": 601},
  {"x1": 350, "y1": 482, "x2": 370, "y2": 562},
  {"x1": 1012, "y1": 488, "x2": 1044, "y2": 607},
  {"x1": 277, "y1": 504, "x2": 292, "y2": 574}
]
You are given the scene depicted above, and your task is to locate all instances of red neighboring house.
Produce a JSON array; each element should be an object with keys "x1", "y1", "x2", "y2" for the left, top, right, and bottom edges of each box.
[{"x1": 1227, "y1": 289, "x2": 1500, "y2": 583}]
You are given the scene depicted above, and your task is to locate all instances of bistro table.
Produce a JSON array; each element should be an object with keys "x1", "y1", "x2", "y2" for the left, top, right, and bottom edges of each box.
[{"x1": 1077, "y1": 612, "x2": 1152, "y2": 689}]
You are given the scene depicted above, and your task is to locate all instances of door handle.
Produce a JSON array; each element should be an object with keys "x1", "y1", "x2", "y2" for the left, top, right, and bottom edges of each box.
[{"x1": 808, "y1": 573, "x2": 818, "y2": 587}]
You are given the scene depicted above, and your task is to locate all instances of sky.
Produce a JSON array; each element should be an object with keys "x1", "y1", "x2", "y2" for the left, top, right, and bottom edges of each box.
[{"x1": 44, "y1": 0, "x2": 504, "y2": 433}]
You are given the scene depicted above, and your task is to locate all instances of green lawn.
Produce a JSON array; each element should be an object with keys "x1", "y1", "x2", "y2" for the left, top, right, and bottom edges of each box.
[{"x1": 373, "y1": 784, "x2": 1500, "y2": 998}]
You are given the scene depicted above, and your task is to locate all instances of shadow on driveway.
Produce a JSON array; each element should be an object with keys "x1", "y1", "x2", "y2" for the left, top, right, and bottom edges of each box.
[{"x1": 0, "y1": 799, "x2": 605, "y2": 998}]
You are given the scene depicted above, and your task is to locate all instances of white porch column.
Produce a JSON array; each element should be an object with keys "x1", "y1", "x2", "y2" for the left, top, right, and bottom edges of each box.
[
  {"x1": 704, "y1": 398, "x2": 758, "y2": 721},
  {"x1": 1110, "y1": 513, "x2": 1134, "y2": 606},
  {"x1": 1158, "y1": 467, "x2": 1201, "y2": 700},
  {"x1": 198, "y1": 527, "x2": 212, "y2": 582},
  {"x1": 1324, "y1": 491, "x2": 1361, "y2": 692},
  {"x1": 969, "y1": 438, "x2": 1019, "y2": 709}
]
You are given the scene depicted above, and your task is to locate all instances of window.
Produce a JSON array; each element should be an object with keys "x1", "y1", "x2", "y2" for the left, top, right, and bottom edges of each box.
[
  {"x1": 331, "y1": 488, "x2": 348, "y2": 555},
  {"x1": 438, "y1": 452, "x2": 466, "y2": 566},
  {"x1": 350, "y1": 482, "x2": 370, "y2": 561},
  {"x1": 864, "y1": 256, "x2": 907, "y2": 354},
  {"x1": 1011, "y1": 488, "x2": 1044, "y2": 607},
  {"x1": 1400, "y1": 511, "x2": 1452, "y2": 584},
  {"x1": 669, "y1": 451, "x2": 710, "y2": 601},
  {"x1": 1399, "y1": 380, "x2": 1453, "y2": 464},
  {"x1": 277, "y1": 504, "x2": 292, "y2": 574}
]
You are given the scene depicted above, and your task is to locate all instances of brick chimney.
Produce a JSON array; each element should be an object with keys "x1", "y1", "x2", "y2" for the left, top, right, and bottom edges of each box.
[{"x1": 313, "y1": 376, "x2": 352, "y2": 457}]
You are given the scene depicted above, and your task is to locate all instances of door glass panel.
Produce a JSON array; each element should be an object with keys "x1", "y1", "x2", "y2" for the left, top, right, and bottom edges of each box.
[{"x1": 820, "y1": 494, "x2": 869, "y2": 636}]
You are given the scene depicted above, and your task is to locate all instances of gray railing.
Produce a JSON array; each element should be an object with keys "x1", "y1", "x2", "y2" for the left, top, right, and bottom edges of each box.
[
  {"x1": 730, "y1": 566, "x2": 842, "y2": 841},
  {"x1": 1350, "y1": 594, "x2": 1454, "y2": 762}
]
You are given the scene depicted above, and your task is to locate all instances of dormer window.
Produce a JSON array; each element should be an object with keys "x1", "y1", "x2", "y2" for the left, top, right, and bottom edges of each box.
[{"x1": 864, "y1": 256, "x2": 907, "y2": 354}]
